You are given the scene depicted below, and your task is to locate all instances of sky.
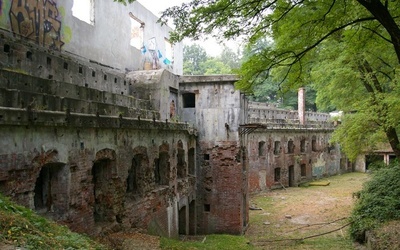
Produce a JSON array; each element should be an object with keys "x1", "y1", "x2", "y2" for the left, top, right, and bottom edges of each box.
[
  {"x1": 137, "y1": 0, "x2": 187, "y2": 18},
  {"x1": 137, "y1": 0, "x2": 240, "y2": 57}
]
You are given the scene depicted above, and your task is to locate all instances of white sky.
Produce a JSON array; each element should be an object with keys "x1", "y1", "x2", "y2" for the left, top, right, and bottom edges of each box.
[{"x1": 137, "y1": 0, "x2": 240, "y2": 57}]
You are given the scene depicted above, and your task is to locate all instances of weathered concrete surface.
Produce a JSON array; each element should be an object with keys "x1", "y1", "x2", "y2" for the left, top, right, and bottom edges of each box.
[
  {"x1": 0, "y1": 0, "x2": 183, "y2": 74},
  {"x1": 180, "y1": 76, "x2": 248, "y2": 235}
]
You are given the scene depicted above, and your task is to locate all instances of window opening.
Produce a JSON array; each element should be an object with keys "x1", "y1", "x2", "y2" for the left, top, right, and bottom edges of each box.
[
  {"x1": 258, "y1": 141, "x2": 266, "y2": 157},
  {"x1": 274, "y1": 168, "x2": 281, "y2": 182},
  {"x1": 127, "y1": 153, "x2": 147, "y2": 193},
  {"x1": 312, "y1": 136, "x2": 317, "y2": 152},
  {"x1": 300, "y1": 139, "x2": 306, "y2": 153},
  {"x1": 165, "y1": 38, "x2": 173, "y2": 62},
  {"x1": 177, "y1": 147, "x2": 186, "y2": 178},
  {"x1": 188, "y1": 148, "x2": 195, "y2": 175},
  {"x1": 92, "y1": 152, "x2": 117, "y2": 223},
  {"x1": 155, "y1": 151, "x2": 170, "y2": 185},
  {"x1": 3, "y1": 44, "x2": 10, "y2": 53},
  {"x1": 301, "y1": 164, "x2": 306, "y2": 177},
  {"x1": 34, "y1": 163, "x2": 68, "y2": 214},
  {"x1": 179, "y1": 206, "x2": 187, "y2": 235},
  {"x1": 204, "y1": 204, "x2": 210, "y2": 212},
  {"x1": 189, "y1": 200, "x2": 196, "y2": 235},
  {"x1": 288, "y1": 139, "x2": 294, "y2": 154},
  {"x1": 72, "y1": 0, "x2": 94, "y2": 25},
  {"x1": 26, "y1": 51, "x2": 33, "y2": 60},
  {"x1": 183, "y1": 93, "x2": 196, "y2": 108},
  {"x1": 129, "y1": 12, "x2": 144, "y2": 49},
  {"x1": 274, "y1": 141, "x2": 281, "y2": 155}
]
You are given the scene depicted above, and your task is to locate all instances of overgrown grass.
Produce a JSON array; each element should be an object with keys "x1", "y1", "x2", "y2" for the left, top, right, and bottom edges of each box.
[
  {"x1": 248, "y1": 173, "x2": 367, "y2": 249},
  {"x1": 0, "y1": 193, "x2": 106, "y2": 250},
  {"x1": 350, "y1": 165, "x2": 400, "y2": 242},
  {"x1": 160, "y1": 234, "x2": 253, "y2": 250}
]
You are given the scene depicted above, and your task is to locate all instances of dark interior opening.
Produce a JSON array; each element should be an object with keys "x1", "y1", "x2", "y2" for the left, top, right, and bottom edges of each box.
[{"x1": 183, "y1": 93, "x2": 195, "y2": 108}]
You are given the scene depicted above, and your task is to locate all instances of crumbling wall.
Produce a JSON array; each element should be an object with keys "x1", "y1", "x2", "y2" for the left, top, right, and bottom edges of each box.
[
  {"x1": 0, "y1": 0, "x2": 183, "y2": 74},
  {"x1": 247, "y1": 101, "x2": 331, "y2": 123},
  {"x1": 0, "y1": 118, "x2": 196, "y2": 237},
  {"x1": 0, "y1": 34, "x2": 196, "y2": 237},
  {"x1": 247, "y1": 129, "x2": 344, "y2": 193},
  {"x1": 179, "y1": 75, "x2": 248, "y2": 235}
]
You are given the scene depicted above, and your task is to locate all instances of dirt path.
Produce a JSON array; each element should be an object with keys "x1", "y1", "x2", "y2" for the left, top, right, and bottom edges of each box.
[{"x1": 246, "y1": 172, "x2": 369, "y2": 250}]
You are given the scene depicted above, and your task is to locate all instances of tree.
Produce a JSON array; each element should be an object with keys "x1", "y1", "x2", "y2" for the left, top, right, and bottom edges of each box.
[
  {"x1": 183, "y1": 44, "x2": 208, "y2": 75},
  {"x1": 183, "y1": 44, "x2": 237, "y2": 75},
  {"x1": 202, "y1": 58, "x2": 232, "y2": 75},
  {"x1": 220, "y1": 45, "x2": 241, "y2": 70},
  {"x1": 160, "y1": 0, "x2": 400, "y2": 160}
]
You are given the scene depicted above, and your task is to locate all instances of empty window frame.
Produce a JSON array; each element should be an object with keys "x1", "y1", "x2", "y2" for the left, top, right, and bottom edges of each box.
[
  {"x1": 300, "y1": 139, "x2": 306, "y2": 153},
  {"x1": 72, "y1": 0, "x2": 95, "y2": 25},
  {"x1": 301, "y1": 164, "x2": 306, "y2": 177},
  {"x1": 183, "y1": 93, "x2": 196, "y2": 108},
  {"x1": 164, "y1": 38, "x2": 173, "y2": 61},
  {"x1": 312, "y1": 136, "x2": 317, "y2": 152},
  {"x1": 274, "y1": 168, "x2": 281, "y2": 182},
  {"x1": 274, "y1": 141, "x2": 281, "y2": 155},
  {"x1": 287, "y1": 139, "x2": 295, "y2": 154},
  {"x1": 258, "y1": 141, "x2": 266, "y2": 157},
  {"x1": 129, "y1": 13, "x2": 144, "y2": 49}
]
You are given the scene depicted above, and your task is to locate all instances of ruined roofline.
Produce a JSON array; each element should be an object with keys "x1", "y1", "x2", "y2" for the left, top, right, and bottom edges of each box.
[{"x1": 179, "y1": 74, "x2": 239, "y2": 84}]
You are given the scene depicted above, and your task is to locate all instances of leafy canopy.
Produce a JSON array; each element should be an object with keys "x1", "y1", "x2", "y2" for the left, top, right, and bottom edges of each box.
[
  {"x1": 161, "y1": 0, "x2": 400, "y2": 160},
  {"x1": 183, "y1": 44, "x2": 240, "y2": 75}
]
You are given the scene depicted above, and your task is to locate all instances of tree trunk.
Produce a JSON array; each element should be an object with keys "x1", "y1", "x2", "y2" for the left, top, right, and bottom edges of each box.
[
  {"x1": 357, "y1": 0, "x2": 400, "y2": 160},
  {"x1": 357, "y1": 0, "x2": 400, "y2": 64},
  {"x1": 385, "y1": 127, "x2": 400, "y2": 159}
]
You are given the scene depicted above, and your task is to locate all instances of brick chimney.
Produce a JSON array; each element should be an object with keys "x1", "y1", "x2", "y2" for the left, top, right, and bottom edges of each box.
[{"x1": 298, "y1": 87, "x2": 305, "y2": 125}]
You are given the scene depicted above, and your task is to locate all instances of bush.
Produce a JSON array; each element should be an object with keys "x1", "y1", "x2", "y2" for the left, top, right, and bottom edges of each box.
[{"x1": 350, "y1": 165, "x2": 400, "y2": 242}]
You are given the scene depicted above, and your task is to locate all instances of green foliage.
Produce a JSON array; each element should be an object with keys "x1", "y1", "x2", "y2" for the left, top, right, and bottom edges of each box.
[
  {"x1": 183, "y1": 44, "x2": 240, "y2": 75},
  {"x1": 350, "y1": 165, "x2": 400, "y2": 242},
  {"x1": 113, "y1": 0, "x2": 135, "y2": 5},
  {"x1": 183, "y1": 44, "x2": 208, "y2": 75},
  {"x1": 160, "y1": 234, "x2": 252, "y2": 250},
  {"x1": 0, "y1": 194, "x2": 105, "y2": 250}
]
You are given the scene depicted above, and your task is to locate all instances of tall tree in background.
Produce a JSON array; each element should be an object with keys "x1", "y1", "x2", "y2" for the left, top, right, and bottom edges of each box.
[
  {"x1": 161, "y1": 0, "x2": 400, "y2": 160},
  {"x1": 183, "y1": 44, "x2": 238, "y2": 75},
  {"x1": 220, "y1": 45, "x2": 242, "y2": 71},
  {"x1": 183, "y1": 44, "x2": 208, "y2": 75}
]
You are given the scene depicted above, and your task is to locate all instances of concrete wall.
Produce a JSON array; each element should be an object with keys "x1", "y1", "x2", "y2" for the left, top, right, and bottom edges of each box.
[
  {"x1": 248, "y1": 101, "x2": 331, "y2": 124},
  {"x1": 179, "y1": 75, "x2": 248, "y2": 235},
  {"x1": 0, "y1": 0, "x2": 183, "y2": 75},
  {"x1": 126, "y1": 69, "x2": 181, "y2": 121}
]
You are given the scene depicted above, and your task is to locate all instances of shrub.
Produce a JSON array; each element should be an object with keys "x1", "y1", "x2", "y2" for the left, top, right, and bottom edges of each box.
[{"x1": 350, "y1": 165, "x2": 400, "y2": 242}]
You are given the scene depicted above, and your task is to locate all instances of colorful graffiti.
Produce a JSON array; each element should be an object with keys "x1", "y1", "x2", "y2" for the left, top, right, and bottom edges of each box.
[{"x1": 9, "y1": 0, "x2": 64, "y2": 50}]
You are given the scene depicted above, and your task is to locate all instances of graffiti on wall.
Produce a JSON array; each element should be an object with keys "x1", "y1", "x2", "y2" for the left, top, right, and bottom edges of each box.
[{"x1": 9, "y1": 0, "x2": 64, "y2": 50}]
